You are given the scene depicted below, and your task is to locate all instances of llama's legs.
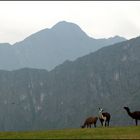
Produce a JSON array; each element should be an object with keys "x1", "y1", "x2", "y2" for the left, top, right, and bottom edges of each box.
[
  {"x1": 94, "y1": 123, "x2": 96, "y2": 128},
  {"x1": 105, "y1": 121, "x2": 107, "y2": 127},
  {"x1": 107, "y1": 120, "x2": 110, "y2": 126},
  {"x1": 100, "y1": 121, "x2": 103, "y2": 126},
  {"x1": 101, "y1": 122, "x2": 103, "y2": 126},
  {"x1": 100, "y1": 119, "x2": 103, "y2": 126},
  {"x1": 103, "y1": 117, "x2": 107, "y2": 127},
  {"x1": 135, "y1": 119, "x2": 138, "y2": 126},
  {"x1": 103, "y1": 121, "x2": 106, "y2": 127}
]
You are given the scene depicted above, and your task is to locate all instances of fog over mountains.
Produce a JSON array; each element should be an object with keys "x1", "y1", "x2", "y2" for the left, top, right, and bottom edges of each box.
[
  {"x1": 0, "y1": 21, "x2": 126, "y2": 70},
  {"x1": 0, "y1": 34, "x2": 139, "y2": 131}
]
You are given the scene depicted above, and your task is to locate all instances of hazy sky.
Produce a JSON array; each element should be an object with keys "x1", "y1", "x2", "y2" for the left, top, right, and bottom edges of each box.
[{"x1": 0, "y1": 1, "x2": 140, "y2": 44}]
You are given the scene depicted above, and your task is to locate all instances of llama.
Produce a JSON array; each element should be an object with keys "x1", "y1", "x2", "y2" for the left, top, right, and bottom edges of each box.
[
  {"x1": 81, "y1": 116, "x2": 98, "y2": 128},
  {"x1": 124, "y1": 106, "x2": 140, "y2": 126},
  {"x1": 98, "y1": 108, "x2": 111, "y2": 127}
]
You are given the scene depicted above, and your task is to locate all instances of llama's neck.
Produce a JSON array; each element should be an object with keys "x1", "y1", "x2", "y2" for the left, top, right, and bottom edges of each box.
[
  {"x1": 98, "y1": 112, "x2": 101, "y2": 117},
  {"x1": 98, "y1": 112, "x2": 103, "y2": 118},
  {"x1": 125, "y1": 109, "x2": 133, "y2": 117}
]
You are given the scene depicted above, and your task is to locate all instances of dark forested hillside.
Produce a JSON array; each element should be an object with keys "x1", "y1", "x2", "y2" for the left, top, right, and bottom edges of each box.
[{"x1": 0, "y1": 36, "x2": 140, "y2": 131}]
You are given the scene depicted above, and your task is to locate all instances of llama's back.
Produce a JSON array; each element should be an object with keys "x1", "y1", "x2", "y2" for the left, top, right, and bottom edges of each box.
[
  {"x1": 86, "y1": 116, "x2": 98, "y2": 123},
  {"x1": 84, "y1": 116, "x2": 98, "y2": 124},
  {"x1": 132, "y1": 111, "x2": 140, "y2": 119}
]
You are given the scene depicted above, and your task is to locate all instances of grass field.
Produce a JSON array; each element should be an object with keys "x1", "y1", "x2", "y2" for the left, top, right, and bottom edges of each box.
[{"x1": 0, "y1": 126, "x2": 140, "y2": 139}]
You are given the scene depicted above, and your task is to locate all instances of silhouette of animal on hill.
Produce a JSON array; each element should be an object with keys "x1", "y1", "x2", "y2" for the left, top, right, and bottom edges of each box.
[
  {"x1": 124, "y1": 106, "x2": 140, "y2": 126},
  {"x1": 81, "y1": 116, "x2": 98, "y2": 128},
  {"x1": 98, "y1": 108, "x2": 111, "y2": 127}
]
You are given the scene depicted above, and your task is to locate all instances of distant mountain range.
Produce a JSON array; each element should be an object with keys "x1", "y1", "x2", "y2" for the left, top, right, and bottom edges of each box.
[
  {"x1": 0, "y1": 21, "x2": 126, "y2": 70},
  {"x1": 0, "y1": 36, "x2": 139, "y2": 131}
]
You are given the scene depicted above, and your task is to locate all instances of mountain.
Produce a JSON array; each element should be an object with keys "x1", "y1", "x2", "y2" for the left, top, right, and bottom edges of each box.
[
  {"x1": 0, "y1": 21, "x2": 126, "y2": 70},
  {"x1": 0, "y1": 36, "x2": 139, "y2": 131}
]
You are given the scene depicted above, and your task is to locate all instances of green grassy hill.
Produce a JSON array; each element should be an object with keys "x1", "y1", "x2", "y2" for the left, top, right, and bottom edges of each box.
[{"x1": 0, "y1": 126, "x2": 140, "y2": 139}]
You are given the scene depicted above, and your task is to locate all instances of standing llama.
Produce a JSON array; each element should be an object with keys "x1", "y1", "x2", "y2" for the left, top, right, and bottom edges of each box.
[
  {"x1": 81, "y1": 116, "x2": 98, "y2": 128},
  {"x1": 124, "y1": 106, "x2": 140, "y2": 126},
  {"x1": 98, "y1": 108, "x2": 111, "y2": 127}
]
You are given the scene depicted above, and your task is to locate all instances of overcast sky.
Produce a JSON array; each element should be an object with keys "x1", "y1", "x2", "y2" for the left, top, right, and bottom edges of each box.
[{"x1": 0, "y1": 1, "x2": 140, "y2": 44}]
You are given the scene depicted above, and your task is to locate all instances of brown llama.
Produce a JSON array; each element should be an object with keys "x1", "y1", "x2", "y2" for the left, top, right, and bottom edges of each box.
[
  {"x1": 124, "y1": 107, "x2": 140, "y2": 126},
  {"x1": 98, "y1": 108, "x2": 111, "y2": 127},
  {"x1": 81, "y1": 116, "x2": 98, "y2": 128}
]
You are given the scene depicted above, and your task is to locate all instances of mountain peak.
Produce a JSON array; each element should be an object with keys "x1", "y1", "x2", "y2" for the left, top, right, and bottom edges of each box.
[
  {"x1": 52, "y1": 21, "x2": 79, "y2": 29},
  {"x1": 109, "y1": 35, "x2": 126, "y2": 40},
  {"x1": 51, "y1": 21, "x2": 89, "y2": 38},
  {"x1": 51, "y1": 21, "x2": 83, "y2": 31},
  {"x1": 108, "y1": 36, "x2": 127, "y2": 44}
]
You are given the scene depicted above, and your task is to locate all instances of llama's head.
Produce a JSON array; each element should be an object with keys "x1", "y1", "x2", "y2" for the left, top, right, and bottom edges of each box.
[
  {"x1": 124, "y1": 106, "x2": 130, "y2": 111},
  {"x1": 99, "y1": 107, "x2": 104, "y2": 113},
  {"x1": 81, "y1": 125, "x2": 85, "y2": 128}
]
